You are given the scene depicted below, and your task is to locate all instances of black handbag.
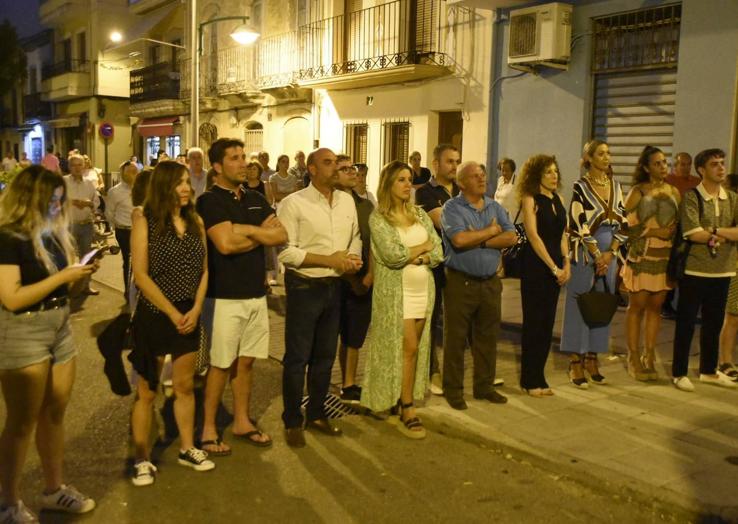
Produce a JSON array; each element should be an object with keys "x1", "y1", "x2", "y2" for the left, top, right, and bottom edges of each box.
[
  {"x1": 576, "y1": 275, "x2": 619, "y2": 328},
  {"x1": 501, "y1": 209, "x2": 527, "y2": 279},
  {"x1": 666, "y1": 188, "x2": 702, "y2": 281}
]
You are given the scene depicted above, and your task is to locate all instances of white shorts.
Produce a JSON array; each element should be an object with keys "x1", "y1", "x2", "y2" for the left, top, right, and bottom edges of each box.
[{"x1": 202, "y1": 297, "x2": 270, "y2": 368}]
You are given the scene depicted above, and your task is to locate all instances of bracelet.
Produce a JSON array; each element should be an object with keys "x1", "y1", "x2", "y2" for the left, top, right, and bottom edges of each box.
[
  {"x1": 591, "y1": 249, "x2": 602, "y2": 259},
  {"x1": 551, "y1": 266, "x2": 560, "y2": 277}
]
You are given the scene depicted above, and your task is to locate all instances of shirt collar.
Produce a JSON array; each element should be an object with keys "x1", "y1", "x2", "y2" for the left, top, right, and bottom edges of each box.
[
  {"x1": 459, "y1": 193, "x2": 493, "y2": 211},
  {"x1": 213, "y1": 183, "x2": 244, "y2": 200},
  {"x1": 696, "y1": 182, "x2": 727, "y2": 202},
  {"x1": 306, "y1": 182, "x2": 337, "y2": 203}
]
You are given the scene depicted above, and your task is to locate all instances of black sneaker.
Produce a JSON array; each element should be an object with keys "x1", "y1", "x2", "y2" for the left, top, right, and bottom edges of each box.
[
  {"x1": 177, "y1": 448, "x2": 215, "y2": 472},
  {"x1": 340, "y1": 385, "x2": 362, "y2": 404}
]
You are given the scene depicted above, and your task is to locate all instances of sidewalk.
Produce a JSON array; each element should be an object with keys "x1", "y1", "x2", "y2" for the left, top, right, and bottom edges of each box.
[{"x1": 94, "y1": 251, "x2": 738, "y2": 519}]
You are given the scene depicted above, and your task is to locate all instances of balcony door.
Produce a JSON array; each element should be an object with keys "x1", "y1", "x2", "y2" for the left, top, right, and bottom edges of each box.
[{"x1": 62, "y1": 38, "x2": 72, "y2": 70}]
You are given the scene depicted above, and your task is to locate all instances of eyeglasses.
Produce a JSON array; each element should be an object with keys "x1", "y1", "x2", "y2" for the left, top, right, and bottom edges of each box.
[{"x1": 337, "y1": 166, "x2": 357, "y2": 173}]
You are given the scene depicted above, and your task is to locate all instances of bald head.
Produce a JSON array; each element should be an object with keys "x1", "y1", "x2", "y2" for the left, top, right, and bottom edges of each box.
[
  {"x1": 456, "y1": 161, "x2": 486, "y2": 197},
  {"x1": 306, "y1": 148, "x2": 337, "y2": 190}
]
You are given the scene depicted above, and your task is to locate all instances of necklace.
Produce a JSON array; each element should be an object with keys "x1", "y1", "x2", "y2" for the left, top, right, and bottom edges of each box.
[{"x1": 586, "y1": 173, "x2": 609, "y2": 187}]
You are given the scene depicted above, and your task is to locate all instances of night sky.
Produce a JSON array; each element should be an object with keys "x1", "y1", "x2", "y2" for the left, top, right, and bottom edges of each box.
[{"x1": 0, "y1": 0, "x2": 42, "y2": 38}]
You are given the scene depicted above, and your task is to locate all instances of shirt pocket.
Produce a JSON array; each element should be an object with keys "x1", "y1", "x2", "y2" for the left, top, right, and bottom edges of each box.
[{"x1": 332, "y1": 213, "x2": 356, "y2": 249}]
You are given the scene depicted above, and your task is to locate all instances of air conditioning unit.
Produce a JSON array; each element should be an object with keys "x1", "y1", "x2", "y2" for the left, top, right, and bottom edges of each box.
[{"x1": 507, "y1": 2, "x2": 573, "y2": 69}]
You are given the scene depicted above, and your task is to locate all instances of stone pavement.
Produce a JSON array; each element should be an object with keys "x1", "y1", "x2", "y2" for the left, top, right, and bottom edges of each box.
[{"x1": 93, "y1": 249, "x2": 738, "y2": 520}]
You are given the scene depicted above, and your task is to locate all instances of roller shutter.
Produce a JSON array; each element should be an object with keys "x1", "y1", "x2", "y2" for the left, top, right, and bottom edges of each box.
[{"x1": 592, "y1": 69, "x2": 677, "y2": 191}]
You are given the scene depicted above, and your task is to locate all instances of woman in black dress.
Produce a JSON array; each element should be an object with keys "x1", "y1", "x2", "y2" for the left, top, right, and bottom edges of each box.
[
  {"x1": 129, "y1": 161, "x2": 211, "y2": 487},
  {"x1": 519, "y1": 155, "x2": 570, "y2": 396}
]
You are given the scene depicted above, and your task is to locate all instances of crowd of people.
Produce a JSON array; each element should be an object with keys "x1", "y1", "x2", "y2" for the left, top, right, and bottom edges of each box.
[{"x1": 1, "y1": 135, "x2": 737, "y2": 522}]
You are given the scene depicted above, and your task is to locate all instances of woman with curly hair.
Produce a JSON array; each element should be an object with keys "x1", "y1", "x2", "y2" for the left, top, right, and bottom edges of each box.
[
  {"x1": 361, "y1": 161, "x2": 444, "y2": 439},
  {"x1": 0, "y1": 166, "x2": 98, "y2": 522},
  {"x1": 621, "y1": 146, "x2": 679, "y2": 381},
  {"x1": 518, "y1": 155, "x2": 570, "y2": 396}
]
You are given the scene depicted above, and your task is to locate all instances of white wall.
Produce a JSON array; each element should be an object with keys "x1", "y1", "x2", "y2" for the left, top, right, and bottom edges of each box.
[{"x1": 493, "y1": 0, "x2": 738, "y2": 197}]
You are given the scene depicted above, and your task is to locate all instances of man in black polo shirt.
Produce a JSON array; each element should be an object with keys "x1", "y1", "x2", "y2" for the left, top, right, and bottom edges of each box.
[
  {"x1": 334, "y1": 155, "x2": 374, "y2": 404},
  {"x1": 414, "y1": 143, "x2": 460, "y2": 395},
  {"x1": 196, "y1": 138, "x2": 287, "y2": 454}
]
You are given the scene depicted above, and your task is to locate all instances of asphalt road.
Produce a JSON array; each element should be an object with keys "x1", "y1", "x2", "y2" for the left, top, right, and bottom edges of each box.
[{"x1": 2, "y1": 284, "x2": 702, "y2": 523}]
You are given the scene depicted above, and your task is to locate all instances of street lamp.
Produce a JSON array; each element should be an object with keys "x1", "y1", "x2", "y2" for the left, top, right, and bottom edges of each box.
[{"x1": 190, "y1": 9, "x2": 260, "y2": 148}]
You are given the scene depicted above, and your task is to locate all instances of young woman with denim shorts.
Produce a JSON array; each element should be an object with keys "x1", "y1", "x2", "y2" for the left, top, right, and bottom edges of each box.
[{"x1": 0, "y1": 166, "x2": 98, "y2": 523}]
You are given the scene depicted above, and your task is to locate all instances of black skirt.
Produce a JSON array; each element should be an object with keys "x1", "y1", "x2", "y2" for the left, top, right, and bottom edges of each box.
[{"x1": 128, "y1": 299, "x2": 200, "y2": 391}]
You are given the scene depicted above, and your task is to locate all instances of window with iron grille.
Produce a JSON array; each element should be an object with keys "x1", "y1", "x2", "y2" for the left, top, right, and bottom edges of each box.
[
  {"x1": 344, "y1": 123, "x2": 368, "y2": 164},
  {"x1": 592, "y1": 4, "x2": 681, "y2": 73},
  {"x1": 382, "y1": 121, "x2": 410, "y2": 165}
]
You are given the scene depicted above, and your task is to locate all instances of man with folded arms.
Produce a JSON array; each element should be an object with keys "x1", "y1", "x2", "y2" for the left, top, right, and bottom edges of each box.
[
  {"x1": 672, "y1": 148, "x2": 738, "y2": 392},
  {"x1": 197, "y1": 138, "x2": 287, "y2": 454},
  {"x1": 441, "y1": 161, "x2": 517, "y2": 410},
  {"x1": 278, "y1": 148, "x2": 362, "y2": 448}
]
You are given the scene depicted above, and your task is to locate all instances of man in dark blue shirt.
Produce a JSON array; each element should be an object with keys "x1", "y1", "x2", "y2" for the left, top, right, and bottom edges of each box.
[{"x1": 441, "y1": 161, "x2": 517, "y2": 410}]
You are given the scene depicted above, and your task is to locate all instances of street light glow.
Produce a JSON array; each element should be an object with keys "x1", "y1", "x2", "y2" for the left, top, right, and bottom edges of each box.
[
  {"x1": 230, "y1": 24, "x2": 259, "y2": 45},
  {"x1": 110, "y1": 31, "x2": 123, "y2": 43}
]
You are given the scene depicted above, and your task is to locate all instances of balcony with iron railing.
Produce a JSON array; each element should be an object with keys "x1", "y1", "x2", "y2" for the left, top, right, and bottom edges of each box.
[
  {"x1": 41, "y1": 59, "x2": 90, "y2": 80},
  {"x1": 41, "y1": 59, "x2": 91, "y2": 101},
  {"x1": 130, "y1": 62, "x2": 180, "y2": 104},
  {"x1": 181, "y1": 0, "x2": 465, "y2": 98},
  {"x1": 23, "y1": 92, "x2": 52, "y2": 120}
]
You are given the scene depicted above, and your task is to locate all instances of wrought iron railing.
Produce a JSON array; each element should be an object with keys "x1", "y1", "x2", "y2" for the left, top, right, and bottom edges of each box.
[
  {"x1": 41, "y1": 59, "x2": 89, "y2": 80},
  {"x1": 180, "y1": 0, "x2": 454, "y2": 98},
  {"x1": 296, "y1": 0, "x2": 446, "y2": 81},
  {"x1": 23, "y1": 93, "x2": 52, "y2": 119},
  {"x1": 129, "y1": 62, "x2": 180, "y2": 103}
]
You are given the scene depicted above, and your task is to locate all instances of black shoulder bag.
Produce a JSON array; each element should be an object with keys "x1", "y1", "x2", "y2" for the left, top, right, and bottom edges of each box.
[
  {"x1": 576, "y1": 275, "x2": 620, "y2": 328},
  {"x1": 501, "y1": 208, "x2": 527, "y2": 279},
  {"x1": 666, "y1": 188, "x2": 702, "y2": 282}
]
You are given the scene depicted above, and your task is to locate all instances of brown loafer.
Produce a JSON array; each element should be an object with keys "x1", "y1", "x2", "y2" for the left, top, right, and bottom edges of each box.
[
  {"x1": 306, "y1": 418, "x2": 342, "y2": 436},
  {"x1": 285, "y1": 427, "x2": 305, "y2": 448}
]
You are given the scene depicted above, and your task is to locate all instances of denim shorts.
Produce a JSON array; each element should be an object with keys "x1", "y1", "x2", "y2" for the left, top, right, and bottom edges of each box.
[{"x1": 0, "y1": 305, "x2": 76, "y2": 370}]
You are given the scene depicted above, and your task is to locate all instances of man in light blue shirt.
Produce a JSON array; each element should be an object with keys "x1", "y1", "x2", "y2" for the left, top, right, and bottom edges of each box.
[{"x1": 441, "y1": 161, "x2": 517, "y2": 410}]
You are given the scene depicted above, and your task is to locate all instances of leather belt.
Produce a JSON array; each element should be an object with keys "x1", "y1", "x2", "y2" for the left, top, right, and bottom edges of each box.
[{"x1": 13, "y1": 296, "x2": 69, "y2": 315}]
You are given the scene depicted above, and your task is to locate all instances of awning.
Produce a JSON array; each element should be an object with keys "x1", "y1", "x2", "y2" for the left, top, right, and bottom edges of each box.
[
  {"x1": 137, "y1": 117, "x2": 178, "y2": 137},
  {"x1": 47, "y1": 113, "x2": 84, "y2": 128}
]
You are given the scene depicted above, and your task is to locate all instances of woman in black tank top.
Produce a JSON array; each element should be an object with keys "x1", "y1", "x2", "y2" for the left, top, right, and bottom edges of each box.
[{"x1": 518, "y1": 155, "x2": 570, "y2": 396}]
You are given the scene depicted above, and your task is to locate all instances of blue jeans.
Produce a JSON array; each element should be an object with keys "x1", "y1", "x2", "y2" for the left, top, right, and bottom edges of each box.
[
  {"x1": 70, "y1": 222, "x2": 94, "y2": 257},
  {"x1": 282, "y1": 272, "x2": 341, "y2": 428}
]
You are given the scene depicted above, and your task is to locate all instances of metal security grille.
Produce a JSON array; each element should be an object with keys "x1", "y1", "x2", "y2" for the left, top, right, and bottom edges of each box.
[
  {"x1": 244, "y1": 129, "x2": 264, "y2": 154},
  {"x1": 509, "y1": 13, "x2": 538, "y2": 58},
  {"x1": 592, "y1": 69, "x2": 677, "y2": 190},
  {"x1": 592, "y1": 4, "x2": 681, "y2": 73},
  {"x1": 382, "y1": 121, "x2": 410, "y2": 165},
  {"x1": 344, "y1": 123, "x2": 368, "y2": 164}
]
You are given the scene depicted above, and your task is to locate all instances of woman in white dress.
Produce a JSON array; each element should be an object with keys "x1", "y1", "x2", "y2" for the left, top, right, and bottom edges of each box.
[
  {"x1": 361, "y1": 161, "x2": 444, "y2": 439},
  {"x1": 494, "y1": 157, "x2": 518, "y2": 221}
]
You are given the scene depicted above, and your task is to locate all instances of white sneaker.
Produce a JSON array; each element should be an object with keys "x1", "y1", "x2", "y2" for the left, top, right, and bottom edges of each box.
[
  {"x1": 699, "y1": 373, "x2": 738, "y2": 388},
  {"x1": 672, "y1": 376, "x2": 695, "y2": 392},
  {"x1": 39, "y1": 485, "x2": 95, "y2": 514},
  {"x1": 0, "y1": 500, "x2": 38, "y2": 523},
  {"x1": 177, "y1": 448, "x2": 215, "y2": 472},
  {"x1": 131, "y1": 460, "x2": 157, "y2": 487},
  {"x1": 429, "y1": 373, "x2": 443, "y2": 395}
]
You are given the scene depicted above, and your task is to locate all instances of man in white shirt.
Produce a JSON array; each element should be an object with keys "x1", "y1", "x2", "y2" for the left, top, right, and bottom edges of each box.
[
  {"x1": 65, "y1": 154, "x2": 100, "y2": 295},
  {"x1": 2, "y1": 151, "x2": 17, "y2": 172},
  {"x1": 277, "y1": 148, "x2": 362, "y2": 447},
  {"x1": 187, "y1": 147, "x2": 207, "y2": 199},
  {"x1": 105, "y1": 160, "x2": 138, "y2": 296}
]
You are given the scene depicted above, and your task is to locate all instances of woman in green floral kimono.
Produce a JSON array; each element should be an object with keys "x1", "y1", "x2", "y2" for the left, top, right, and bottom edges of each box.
[{"x1": 361, "y1": 161, "x2": 444, "y2": 439}]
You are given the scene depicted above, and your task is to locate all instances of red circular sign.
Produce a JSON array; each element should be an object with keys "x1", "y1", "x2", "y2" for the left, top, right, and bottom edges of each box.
[{"x1": 99, "y1": 122, "x2": 114, "y2": 139}]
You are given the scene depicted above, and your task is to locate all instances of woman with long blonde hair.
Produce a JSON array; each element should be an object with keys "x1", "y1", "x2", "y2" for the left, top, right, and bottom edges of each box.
[
  {"x1": 0, "y1": 166, "x2": 98, "y2": 522},
  {"x1": 361, "y1": 161, "x2": 443, "y2": 439}
]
